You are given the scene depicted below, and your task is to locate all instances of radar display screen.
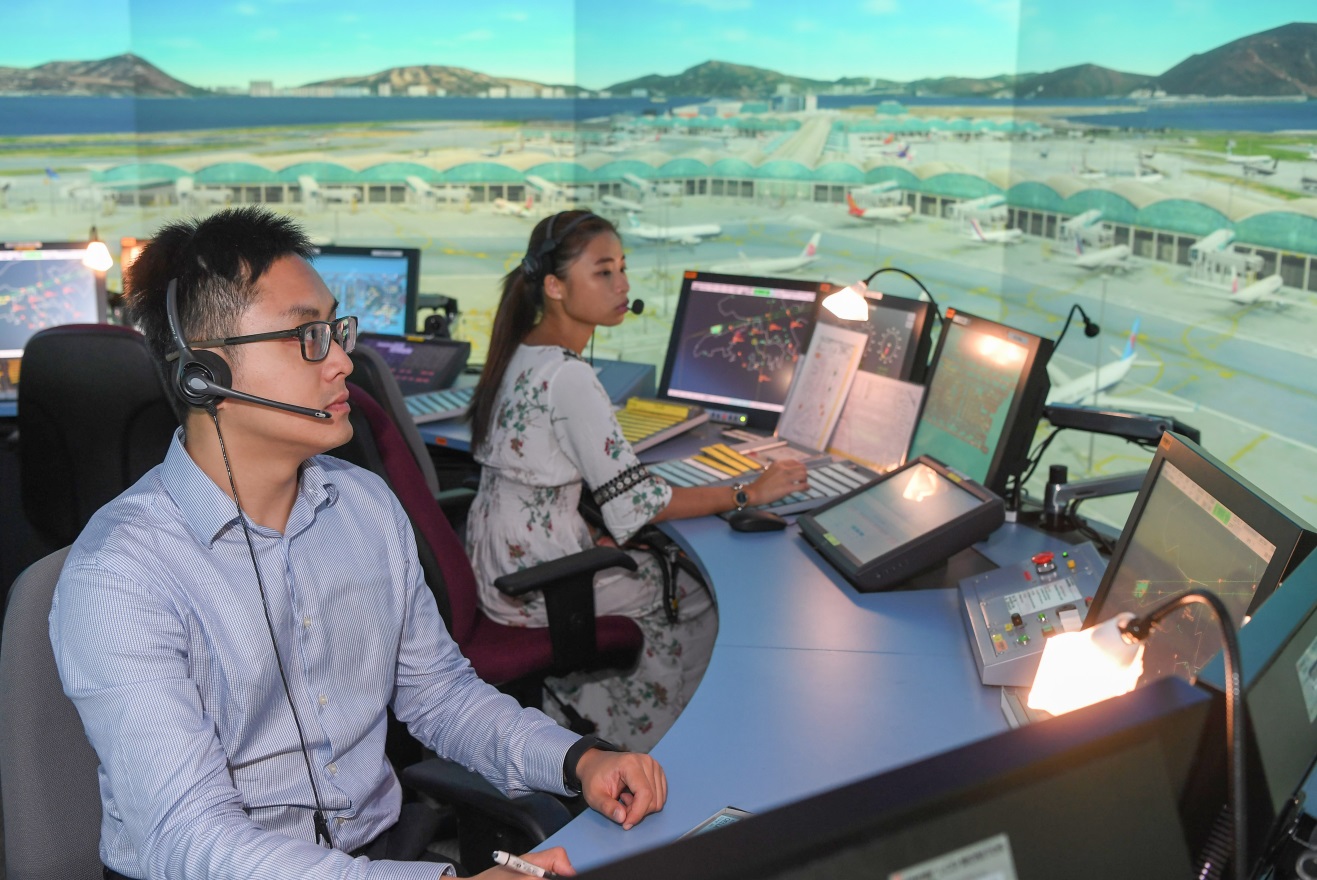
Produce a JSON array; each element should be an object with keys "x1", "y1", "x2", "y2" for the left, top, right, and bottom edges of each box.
[
  {"x1": 309, "y1": 248, "x2": 418, "y2": 337},
  {"x1": 1100, "y1": 460, "x2": 1276, "y2": 682},
  {"x1": 659, "y1": 274, "x2": 820, "y2": 420},
  {"x1": 815, "y1": 295, "x2": 926, "y2": 380},
  {"x1": 0, "y1": 246, "x2": 102, "y2": 359}
]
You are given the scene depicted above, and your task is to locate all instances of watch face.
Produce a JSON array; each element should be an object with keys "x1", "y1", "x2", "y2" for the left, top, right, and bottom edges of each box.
[{"x1": 735, "y1": 488, "x2": 749, "y2": 506}]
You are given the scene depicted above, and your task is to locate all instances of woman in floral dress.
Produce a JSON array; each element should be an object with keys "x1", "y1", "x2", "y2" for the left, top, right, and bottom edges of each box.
[{"x1": 466, "y1": 210, "x2": 807, "y2": 751}]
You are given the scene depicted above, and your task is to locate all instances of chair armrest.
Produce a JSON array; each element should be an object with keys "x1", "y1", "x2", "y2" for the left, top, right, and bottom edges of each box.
[
  {"x1": 493, "y1": 547, "x2": 638, "y2": 673},
  {"x1": 401, "y1": 756, "x2": 573, "y2": 844},
  {"x1": 492, "y1": 546, "x2": 637, "y2": 599}
]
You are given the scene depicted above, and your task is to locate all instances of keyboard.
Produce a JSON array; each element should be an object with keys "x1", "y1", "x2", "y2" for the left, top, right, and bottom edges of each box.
[
  {"x1": 615, "y1": 398, "x2": 709, "y2": 453},
  {"x1": 404, "y1": 387, "x2": 474, "y2": 423},
  {"x1": 647, "y1": 453, "x2": 880, "y2": 517}
]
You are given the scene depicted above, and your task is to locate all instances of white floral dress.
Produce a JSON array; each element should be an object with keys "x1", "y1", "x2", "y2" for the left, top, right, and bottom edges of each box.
[{"x1": 467, "y1": 345, "x2": 717, "y2": 751}]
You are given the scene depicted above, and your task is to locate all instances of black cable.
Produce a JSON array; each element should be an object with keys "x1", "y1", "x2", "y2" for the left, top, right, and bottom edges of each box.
[
  {"x1": 209, "y1": 407, "x2": 334, "y2": 849},
  {"x1": 863, "y1": 266, "x2": 944, "y2": 327},
  {"x1": 1054, "y1": 303, "x2": 1100, "y2": 349}
]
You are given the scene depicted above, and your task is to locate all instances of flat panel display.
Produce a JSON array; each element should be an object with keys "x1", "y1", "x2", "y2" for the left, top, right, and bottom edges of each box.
[
  {"x1": 308, "y1": 245, "x2": 419, "y2": 337},
  {"x1": 657, "y1": 270, "x2": 829, "y2": 430},
  {"x1": 355, "y1": 332, "x2": 469, "y2": 394},
  {"x1": 906, "y1": 309, "x2": 1052, "y2": 496},
  {"x1": 811, "y1": 291, "x2": 933, "y2": 382}
]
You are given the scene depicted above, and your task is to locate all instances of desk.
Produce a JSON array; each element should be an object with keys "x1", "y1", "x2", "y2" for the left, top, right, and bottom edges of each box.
[{"x1": 541, "y1": 515, "x2": 1060, "y2": 871}]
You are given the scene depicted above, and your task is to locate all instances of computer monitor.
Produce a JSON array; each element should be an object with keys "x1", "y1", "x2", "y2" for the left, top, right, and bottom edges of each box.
[
  {"x1": 575, "y1": 676, "x2": 1212, "y2": 880},
  {"x1": 1084, "y1": 431, "x2": 1317, "y2": 687},
  {"x1": 0, "y1": 241, "x2": 108, "y2": 398},
  {"x1": 905, "y1": 308, "x2": 1053, "y2": 496},
  {"x1": 657, "y1": 270, "x2": 830, "y2": 430},
  {"x1": 811, "y1": 291, "x2": 934, "y2": 382},
  {"x1": 307, "y1": 245, "x2": 419, "y2": 337},
  {"x1": 355, "y1": 332, "x2": 470, "y2": 394}
]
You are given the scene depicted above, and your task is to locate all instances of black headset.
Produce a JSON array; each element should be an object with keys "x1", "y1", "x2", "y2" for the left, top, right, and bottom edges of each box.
[
  {"x1": 520, "y1": 211, "x2": 597, "y2": 279},
  {"x1": 166, "y1": 277, "x2": 232, "y2": 411}
]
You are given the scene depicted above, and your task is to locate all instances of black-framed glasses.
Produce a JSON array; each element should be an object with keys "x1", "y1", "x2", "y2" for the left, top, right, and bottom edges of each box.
[{"x1": 174, "y1": 316, "x2": 358, "y2": 363}]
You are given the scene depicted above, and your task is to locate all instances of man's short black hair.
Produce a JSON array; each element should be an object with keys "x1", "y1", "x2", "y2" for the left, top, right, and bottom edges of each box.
[{"x1": 126, "y1": 207, "x2": 316, "y2": 419}]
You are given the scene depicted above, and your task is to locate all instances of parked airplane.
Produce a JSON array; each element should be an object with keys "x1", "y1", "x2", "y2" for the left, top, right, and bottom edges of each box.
[
  {"x1": 175, "y1": 176, "x2": 232, "y2": 207},
  {"x1": 622, "y1": 173, "x2": 682, "y2": 197},
  {"x1": 1046, "y1": 320, "x2": 1156, "y2": 406},
  {"x1": 1074, "y1": 240, "x2": 1132, "y2": 271},
  {"x1": 851, "y1": 181, "x2": 899, "y2": 197},
  {"x1": 846, "y1": 192, "x2": 912, "y2": 222},
  {"x1": 947, "y1": 194, "x2": 1006, "y2": 221},
  {"x1": 406, "y1": 176, "x2": 471, "y2": 205},
  {"x1": 1059, "y1": 209, "x2": 1102, "y2": 239},
  {"x1": 298, "y1": 175, "x2": 361, "y2": 208},
  {"x1": 1229, "y1": 273, "x2": 1285, "y2": 306},
  {"x1": 624, "y1": 213, "x2": 720, "y2": 245},
  {"x1": 1225, "y1": 146, "x2": 1278, "y2": 175},
  {"x1": 526, "y1": 174, "x2": 589, "y2": 202},
  {"x1": 967, "y1": 218, "x2": 1023, "y2": 245},
  {"x1": 708, "y1": 233, "x2": 822, "y2": 275},
  {"x1": 599, "y1": 194, "x2": 646, "y2": 213},
  {"x1": 492, "y1": 195, "x2": 535, "y2": 217}
]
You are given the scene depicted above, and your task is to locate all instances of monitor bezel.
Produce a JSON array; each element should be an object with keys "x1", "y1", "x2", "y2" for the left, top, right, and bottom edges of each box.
[
  {"x1": 1083, "y1": 431, "x2": 1317, "y2": 633},
  {"x1": 308, "y1": 244, "x2": 420, "y2": 337},
  {"x1": 0, "y1": 240, "x2": 109, "y2": 359},
  {"x1": 809, "y1": 290, "x2": 934, "y2": 383},
  {"x1": 797, "y1": 454, "x2": 1004, "y2": 592},
  {"x1": 906, "y1": 308, "x2": 1053, "y2": 497},
  {"x1": 356, "y1": 331, "x2": 471, "y2": 392},
  {"x1": 656, "y1": 270, "x2": 833, "y2": 431}
]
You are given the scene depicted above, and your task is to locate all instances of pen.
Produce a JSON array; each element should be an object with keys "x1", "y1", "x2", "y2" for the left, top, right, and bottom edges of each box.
[{"x1": 491, "y1": 850, "x2": 564, "y2": 879}]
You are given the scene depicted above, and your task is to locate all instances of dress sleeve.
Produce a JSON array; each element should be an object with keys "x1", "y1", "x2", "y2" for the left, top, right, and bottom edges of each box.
[{"x1": 548, "y1": 357, "x2": 671, "y2": 544}]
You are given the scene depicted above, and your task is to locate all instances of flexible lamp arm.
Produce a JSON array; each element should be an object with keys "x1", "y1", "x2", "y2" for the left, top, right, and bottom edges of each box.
[
  {"x1": 863, "y1": 266, "x2": 944, "y2": 326},
  {"x1": 1122, "y1": 589, "x2": 1246, "y2": 880}
]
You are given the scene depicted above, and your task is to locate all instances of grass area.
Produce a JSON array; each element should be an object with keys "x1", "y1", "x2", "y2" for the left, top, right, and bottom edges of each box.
[
  {"x1": 1177, "y1": 132, "x2": 1312, "y2": 162},
  {"x1": 1186, "y1": 169, "x2": 1306, "y2": 201}
]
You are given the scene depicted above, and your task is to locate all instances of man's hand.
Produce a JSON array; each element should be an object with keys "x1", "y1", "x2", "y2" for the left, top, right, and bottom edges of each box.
[
  {"x1": 473, "y1": 846, "x2": 575, "y2": 878},
  {"x1": 576, "y1": 749, "x2": 667, "y2": 830}
]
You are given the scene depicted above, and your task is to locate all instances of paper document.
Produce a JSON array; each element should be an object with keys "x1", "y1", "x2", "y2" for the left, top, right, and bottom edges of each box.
[
  {"x1": 775, "y1": 322, "x2": 867, "y2": 451},
  {"x1": 828, "y1": 371, "x2": 925, "y2": 472}
]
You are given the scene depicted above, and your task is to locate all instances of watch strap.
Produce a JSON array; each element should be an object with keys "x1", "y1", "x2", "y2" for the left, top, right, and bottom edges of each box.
[{"x1": 563, "y1": 734, "x2": 620, "y2": 793}]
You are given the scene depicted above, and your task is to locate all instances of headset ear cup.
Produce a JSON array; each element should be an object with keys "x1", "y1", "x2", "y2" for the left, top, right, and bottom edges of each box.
[{"x1": 178, "y1": 349, "x2": 232, "y2": 409}]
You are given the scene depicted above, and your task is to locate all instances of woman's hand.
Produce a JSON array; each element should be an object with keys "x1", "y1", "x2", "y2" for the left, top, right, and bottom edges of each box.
[{"x1": 746, "y1": 459, "x2": 809, "y2": 506}]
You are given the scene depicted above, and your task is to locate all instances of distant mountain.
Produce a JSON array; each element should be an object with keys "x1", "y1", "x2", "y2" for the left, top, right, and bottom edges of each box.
[
  {"x1": 902, "y1": 75, "x2": 1024, "y2": 99},
  {"x1": 0, "y1": 53, "x2": 204, "y2": 97},
  {"x1": 606, "y1": 60, "x2": 891, "y2": 99},
  {"x1": 1016, "y1": 64, "x2": 1154, "y2": 99},
  {"x1": 1155, "y1": 22, "x2": 1317, "y2": 97},
  {"x1": 302, "y1": 65, "x2": 572, "y2": 96}
]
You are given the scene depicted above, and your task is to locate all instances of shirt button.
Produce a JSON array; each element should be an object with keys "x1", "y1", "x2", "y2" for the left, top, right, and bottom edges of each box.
[
  {"x1": 328, "y1": 763, "x2": 338, "y2": 776},
  {"x1": 318, "y1": 694, "x2": 328, "y2": 707},
  {"x1": 303, "y1": 616, "x2": 312, "y2": 629},
  {"x1": 336, "y1": 817, "x2": 345, "y2": 827}
]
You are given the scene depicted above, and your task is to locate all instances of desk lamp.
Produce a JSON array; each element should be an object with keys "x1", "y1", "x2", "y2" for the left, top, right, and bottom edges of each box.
[
  {"x1": 821, "y1": 266, "x2": 944, "y2": 324},
  {"x1": 1028, "y1": 588, "x2": 1247, "y2": 880},
  {"x1": 83, "y1": 226, "x2": 113, "y2": 273}
]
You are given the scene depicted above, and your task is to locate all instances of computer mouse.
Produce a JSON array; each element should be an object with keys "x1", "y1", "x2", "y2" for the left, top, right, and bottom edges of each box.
[{"x1": 726, "y1": 508, "x2": 788, "y2": 532}]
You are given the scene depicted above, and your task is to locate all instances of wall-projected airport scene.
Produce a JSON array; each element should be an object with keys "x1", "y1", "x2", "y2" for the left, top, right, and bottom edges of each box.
[{"x1": 2, "y1": 0, "x2": 1314, "y2": 528}]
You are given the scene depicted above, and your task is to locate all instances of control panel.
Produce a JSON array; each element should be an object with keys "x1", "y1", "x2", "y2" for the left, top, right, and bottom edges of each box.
[{"x1": 959, "y1": 541, "x2": 1107, "y2": 687}]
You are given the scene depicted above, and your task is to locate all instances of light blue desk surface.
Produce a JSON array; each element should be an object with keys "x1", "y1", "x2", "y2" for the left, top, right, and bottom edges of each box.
[
  {"x1": 0, "y1": 400, "x2": 15, "y2": 419},
  {"x1": 542, "y1": 514, "x2": 1035, "y2": 871}
]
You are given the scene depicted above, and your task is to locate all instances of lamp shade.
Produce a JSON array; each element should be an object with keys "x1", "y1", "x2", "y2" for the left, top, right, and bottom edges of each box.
[
  {"x1": 1027, "y1": 612, "x2": 1144, "y2": 716},
  {"x1": 821, "y1": 280, "x2": 870, "y2": 321},
  {"x1": 83, "y1": 240, "x2": 113, "y2": 273}
]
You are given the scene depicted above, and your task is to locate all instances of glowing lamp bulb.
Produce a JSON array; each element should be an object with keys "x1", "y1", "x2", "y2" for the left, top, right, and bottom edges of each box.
[
  {"x1": 1027, "y1": 612, "x2": 1145, "y2": 716},
  {"x1": 83, "y1": 240, "x2": 113, "y2": 273},
  {"x1": 821, "y1": 281, "x2": 871, "y2": 322}
]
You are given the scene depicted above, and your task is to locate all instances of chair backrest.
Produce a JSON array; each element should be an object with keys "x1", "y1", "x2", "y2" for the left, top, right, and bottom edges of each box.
[
  {"x1": 18, "y1": 324, "x2": 179, "y2": 547},
  {"x1": 342, "y1": 382, "x2": 482, "y2": 644},
  {"x1": 346, "y1": 344, "x2": 441, "y2": 497},
  {"x1": 0, "y1": 547, "x2": 104, "y2": 880}
]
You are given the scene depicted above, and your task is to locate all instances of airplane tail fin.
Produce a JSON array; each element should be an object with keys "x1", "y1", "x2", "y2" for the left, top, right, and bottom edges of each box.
[
  {"x1": 970, "y1": 218, "x2": 986, "y2": 240},
  {"x1": 1075, "y1": 237, "x2": 1084, "y2": 256},
  {"x1": 846, "y1": 192, "x2": 862, "y2": 215},
  {"x1": 1122, "y1": 319, "x2": 1140, "y2": 360},
  {"x1": 804, "y1": 233, "x2": 821, "y2": 257},
  {"x1": 1231, "y1": 269, "x2": 1239, "y2": 293},
  {"x1": 626, "y1": 213, "x2": 639, "y2": 228}
]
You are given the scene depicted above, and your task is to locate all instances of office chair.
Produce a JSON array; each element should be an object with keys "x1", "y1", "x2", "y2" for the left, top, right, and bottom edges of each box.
[
  {"x1": 0, "y1": 547, "x2": 104, "y2": 880},
  {"x1": 17, "y1": 324, "x2": 178, "y2": 547},
  {"x1": 335, "y1": 343, "x2": 476, "y2": 525},
  {"x1": 343, "y1": 382, "x2": 646, "y2": 871}
]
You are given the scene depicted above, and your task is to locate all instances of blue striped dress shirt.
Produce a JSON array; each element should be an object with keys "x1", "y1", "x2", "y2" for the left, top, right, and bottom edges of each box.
[{"x1": 50, "y1": 430, "x2": 579, "y2": 879}]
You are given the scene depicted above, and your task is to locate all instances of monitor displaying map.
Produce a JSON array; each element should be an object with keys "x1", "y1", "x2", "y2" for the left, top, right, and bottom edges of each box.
[{"x1": 308, "y1": 245, "x2": 419, "y2": 337}]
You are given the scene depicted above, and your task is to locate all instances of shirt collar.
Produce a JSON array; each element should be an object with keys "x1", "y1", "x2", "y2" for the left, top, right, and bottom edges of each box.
[{"x1": 160, "y1": 429, "x2": 339, "y2": 546}]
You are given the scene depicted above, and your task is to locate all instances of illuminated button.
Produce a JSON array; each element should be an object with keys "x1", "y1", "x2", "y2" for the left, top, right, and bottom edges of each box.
[
  {"x1": 1004, "y1": 622, "x2": 1014, "y2": 632},
  {"x1": 1010, "y1": 613, "x2": 1023, "y2": 627},
  {"x1": 1042, "y1": 625, "x2": 1056, "y2": 638},
  {"x1": 1085, "y1": 596, "x2": 1093, "y2": 605},
  {"x1": 1031, "y1": 552, "x2": 1055, "y2": 565},
  {"x1": 318, "y1": 694, "x2": 328, "y2": 707},
  {"x1": 1061, "y1": 551, "x2": 1069, "y2": 558},
  {"x1": 1037, "y1": 612, "x2": 1047, "y2": 621},
  {"x1": 1017, "y1": 634, "x2": 1030, "y2": 645},
  {"x1": 1067, "y1": 560, "x2": 1076, "y2": 569},
  {"x1": 1023, "y1": 571, "x2": 1032, "y2": 581},
  {"x1": 991, "y1": 634, "x2": 1008, "y2": 655}
]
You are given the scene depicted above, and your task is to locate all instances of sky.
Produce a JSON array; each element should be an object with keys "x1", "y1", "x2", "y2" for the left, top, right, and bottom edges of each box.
[{"x1": 1, "y1": 0, "x2": 1310, "y2": 90}]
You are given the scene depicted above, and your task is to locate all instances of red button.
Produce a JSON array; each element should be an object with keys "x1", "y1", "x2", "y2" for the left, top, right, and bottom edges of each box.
[{"x1": 1031, "y1": 552, "x2": 1055, "y2": 565}]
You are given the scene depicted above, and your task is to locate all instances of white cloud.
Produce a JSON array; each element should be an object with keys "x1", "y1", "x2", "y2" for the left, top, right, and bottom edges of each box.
[
  {"x1": 970, "y1": 0, "x2": 1018, "y2": 25},
  {"x1": 460, "y1": 29, "x2": 494, "y2": 41},
  {"x1": 232, "y1": 3, "x2": 258, "y2": 15},
  {"x1": 861, "y1": 0, "x2": 899, "y2": 13}
]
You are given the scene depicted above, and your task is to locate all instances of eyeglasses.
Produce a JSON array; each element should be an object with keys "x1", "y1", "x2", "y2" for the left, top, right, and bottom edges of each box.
[{"x1": 173, "y1": 316, "x2": 358, "y2": 363}]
